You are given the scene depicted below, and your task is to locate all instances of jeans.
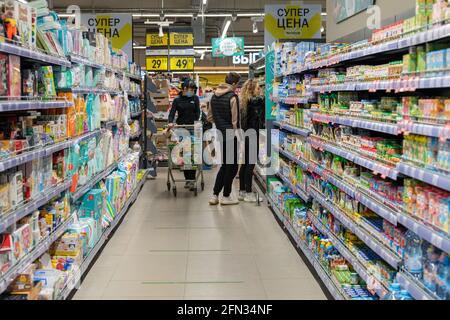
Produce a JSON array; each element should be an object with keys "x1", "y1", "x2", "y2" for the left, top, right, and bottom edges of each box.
[{"x1": 213, "y1": 137, "x2": 238, "y2": 197}]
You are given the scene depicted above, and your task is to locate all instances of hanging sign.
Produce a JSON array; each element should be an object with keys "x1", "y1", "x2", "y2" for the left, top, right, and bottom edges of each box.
[
  {"x1": 264, "y1": 3, "x2": 322, "y2": 46},
  {"x1": 170, "y1": 32, "x2": 194, "y2": 47},
  {"x1": 169, "y1": 56, "x2": 195, "y2": 71},
  {"x1": 146, "y1": 56, "x2": 169, "y2": 72},
  {"x1": 146, "y1": 33, "x2": 169, "y2": 47},
  {"x1": 212, "y1": 37, "x2": 245, "y2": 57},
  {"x1": 82, "y1": 13, "x2": 133, "y2": 60}
]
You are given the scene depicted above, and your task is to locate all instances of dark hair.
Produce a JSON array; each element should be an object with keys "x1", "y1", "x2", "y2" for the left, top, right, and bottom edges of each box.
[
  {"x1": 180, "y1": 78, "x2": 197, "y2": 96},
  {"x1": 225, "y1": 72, "x2": 241, "y2": 86}
]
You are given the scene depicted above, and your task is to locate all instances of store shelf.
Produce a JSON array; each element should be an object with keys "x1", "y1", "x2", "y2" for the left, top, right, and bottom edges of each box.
[
  {"x1": 0, "y1": 140, "x2": 68, "y2": 173},
  {"x1": 276, "y1": 147, "x2": 309, "y2": 171},
  {"x1": 309, "y1": 187, "x2": 401, "y2": 269},
  {"x1": 0, "y1": 214, "x2": 75, "y2": 295},
  {"x1": 0, "y1": 100, "x2": 68, "y2": 112},
  {"x1": 71, "y1": 162, "x2": 119, "y2": 202},
  {"x1": 401, "y1": 122, "x2": 450, "y2": 139},
  {"x1": 268, "y1": 196, "x2": 346, "y2": 300},
  {"x1": 102, "y1": 120, "x2": 118, "y2": 130},
  {"x1": 68, "y1": 54, "x2": 104, "y2": 69},
  {"x1": 71, "y1": 129, "x2": 103, "y2": 145},
  {"x1": 273, "y1": 121, "x2": 311, "y2": 137},
  {"x1": 396, "y1": 211, "x2": 450, "y2": 254},
  {"x1": 309, "y1": 137, "x2": 399, "y2": 180},
  {"x1": 311, "y1": 113, "x2": 399, "y2": 136},
  {"x1": 396, "y1": 271, "x2": 439, "y2": 301},
  {"x1": 311, "y1": 73, "x2": 450, "y2": 93},
  {"x1": 0, "y1": 180, "x2": 72, "y2": 234},
  {"x1": 282, "y1": 23, "x2": 450, "y2": 77},
  {"x1": 0, "y1": 41, "x2": 71, "y2": 67},
  {"x1": 57, "y1": 170, "x2": 149, "y2": 300},
  {"x1": 276, "y1": 172, "x2": 310, "y2": 202},
  {"x1": 71, "y1": 87, "x2": 121, "y2": 95},
  {"x1": 272, "y1": 96, "x2": 312, "y2": 105},
  {"x1": 397, "y1": 162, "x2": 450, "y2": 192}
]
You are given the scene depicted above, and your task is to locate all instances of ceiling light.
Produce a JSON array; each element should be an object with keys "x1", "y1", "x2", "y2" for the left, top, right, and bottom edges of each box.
[
  {"x1": 200, "y1": 52, "x2": 205, "y2": 60},
  {"x1": 159, "y1": 25, "x2": 164, "y2": 37},
  {"x1": 321, "y1": 26, "x2": 325, "y2": 32},
  {"x1": 221, "y1": 19, "x2": 231, "y2": 39},
  {"x1": 253, "y1": 22, "x2": 258, "y2": 34},
  {"x1": 202, "y1": 0, "x2": 207, "y2": 5},
  {"x1": 321, "y1": 12, "x2": 327, "y2": 16}
]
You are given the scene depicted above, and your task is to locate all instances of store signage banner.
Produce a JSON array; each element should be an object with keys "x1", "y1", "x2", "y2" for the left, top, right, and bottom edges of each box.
[
  {"x1": 146, "y1": 32, "x2": 169, "y2": 48},
  {"x1": 146, "y1": 26, "x2": 194, "y2": 72},
  {"x1": 332, "y1": 0, "x2": 374, "y2": 23},
  {"x1": 264, "y1": 3, "x2": 322, "y2": 46},
  {"x1": 212, "y1": 37, "x2": 245, "y2": 57},
  {"x1": 82, "y1": 13, "x2": 133, "y2": 60},
  {"x1": 265, "y1": 50, "x2": 276, "y2": 121},
  {"x1": 170, "y1": 32, "x2": 194, "y2": 47}
]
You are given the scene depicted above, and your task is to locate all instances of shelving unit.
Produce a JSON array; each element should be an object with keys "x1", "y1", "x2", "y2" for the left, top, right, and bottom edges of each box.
[
  {"x1": 0, "y1": 8, "x2": 145, "y2": 300},
  {"x1": 57, "y1": 170, "x2": 149, "y2": 300},
  {"x1": 267, "y1": 195, "x2": 346, "y2": 300},
  {"x1": 269, "y1": 16, "x2": 450, "y2": 300}
]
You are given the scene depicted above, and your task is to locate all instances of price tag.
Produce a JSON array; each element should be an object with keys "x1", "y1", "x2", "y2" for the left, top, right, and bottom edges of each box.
[
  {"x1": 170, "y1": 56, "x2": 194, "y2": 71},
  {"x1": 146, "y1": 56, "x2": 168, "y2": 72}
]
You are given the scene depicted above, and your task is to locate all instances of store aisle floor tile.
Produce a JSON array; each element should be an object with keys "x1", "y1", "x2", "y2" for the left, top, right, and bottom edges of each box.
[{"x1": 74, "y1": 169, "x2": 327, "y2": 300}]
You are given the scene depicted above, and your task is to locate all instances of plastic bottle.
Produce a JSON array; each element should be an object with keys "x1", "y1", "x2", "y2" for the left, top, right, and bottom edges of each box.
[
  {"x1": 404, "y1": 231, "x2": 423, "y2": 279},
  {"x1": 423, "y1": 245, "x2": 440, "y2": 293},
  {"x1": 399, "y1": 290, "x2": 414, "y2": 300},
  {"x1": 435, "y1": 253, "x2": 449, "y2": 300},
  {"x1": 382, "y1": 283, "x2": 402, "y2": 300}
]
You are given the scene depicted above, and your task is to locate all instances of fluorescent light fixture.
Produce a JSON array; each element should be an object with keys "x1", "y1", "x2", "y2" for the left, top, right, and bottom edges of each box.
[
  {"x1": 321, "y1": 12, "x2": 327, "y2": 16},
  {"x1": 133, "y1": 46, "x2": 146, "y2": 49},
  {"x1": 200, "y1": 52, "x2": 205, "y2": 60},
  {"x1": 159, "y1": 25, "x2": 164, "y2": 37},
  {"x1": 221, "y1": 19, "x2": 231, "y2": 39},
  {"x1": 321, "y1": 26, "x2": 325, "y2": 32},
  {"x1": 202, "y1": 0, "x2": 207, "y2": 5},
  {"x1": 17, "y1": 0, "x2": 28, "y2": 3},
  {"x1": 132, "y1": 12, "x2": 264, "y2": 18}
]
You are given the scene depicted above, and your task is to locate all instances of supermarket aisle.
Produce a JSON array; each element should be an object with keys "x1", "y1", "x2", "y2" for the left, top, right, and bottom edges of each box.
[{"x1": 73, "y1": 169, "x2": 327, "y2": 300}]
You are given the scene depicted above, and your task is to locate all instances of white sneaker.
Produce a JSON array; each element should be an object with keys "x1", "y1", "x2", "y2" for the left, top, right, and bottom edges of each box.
[
  {"x1": 244, "y1": 193, "x2": 257, "y2": 203},
  {"x1": 209, "y1": 195, "x2": 219, "y2": 205},
  {"x1": 220, "y1": 195, "x2": 239, "y2": 205},
  {"x1": 238, "y1": 191, "x2": 246, "y2": 201}
]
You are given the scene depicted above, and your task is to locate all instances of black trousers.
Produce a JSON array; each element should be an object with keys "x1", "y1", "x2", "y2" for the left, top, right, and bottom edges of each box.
[
  {"x1": 184, "y1": 170, "x2": 196, "y2": 181},
  {"x1": 239, "y1": 136, "x2": 256, "y2": 193},
  {"x1": 213, "y1": 137, "x2": 238, "y2": 197}
]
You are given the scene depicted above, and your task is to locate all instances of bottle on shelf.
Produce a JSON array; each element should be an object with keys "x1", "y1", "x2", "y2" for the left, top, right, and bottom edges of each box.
[
  {"x1": 404, "y1": 230, "x2": 424, "y2": 279},
  {"x1": 435, "y1": 253, "x2": 449, "y2": 300},
  {"x1": 399, "y1": 290, "x2": 414, "y2": 300},
  {"x1": 382, "y1": 283, "x2": 402, "y2": 300},
  {"x1": 423, "y1": 245, "x2": 440, "y2": 293}
]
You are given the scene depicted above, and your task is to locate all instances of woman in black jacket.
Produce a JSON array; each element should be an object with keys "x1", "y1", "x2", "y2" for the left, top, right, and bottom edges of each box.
[
  {"x1": 168, "y1": 79, "x2": 200, "y2": 190},
  {"x1": 238, "y1": 79, "x2": 265, "y2": 202}
]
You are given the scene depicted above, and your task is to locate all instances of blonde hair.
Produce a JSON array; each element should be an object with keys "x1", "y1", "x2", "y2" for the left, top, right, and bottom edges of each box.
[{"x1": 239, "y1": 79, "x2": 260, "y2": 111}]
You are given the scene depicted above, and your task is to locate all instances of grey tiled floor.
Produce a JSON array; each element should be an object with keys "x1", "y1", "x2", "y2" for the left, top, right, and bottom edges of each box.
[{"x1": 73, "y1": 168, "x2": 327, "y2": 300}]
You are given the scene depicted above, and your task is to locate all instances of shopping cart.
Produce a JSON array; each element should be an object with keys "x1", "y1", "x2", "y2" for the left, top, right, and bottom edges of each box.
[{"x1": 166, "y1": 122, "x2": 205, "y2": 197}]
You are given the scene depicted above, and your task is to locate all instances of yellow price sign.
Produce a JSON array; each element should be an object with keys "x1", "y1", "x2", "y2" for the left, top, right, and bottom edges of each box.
[
  {"x1": 146, "y1": 56, "x2": 168, "y2": 71},
  {"x1": 146, "y1": 33, "x2": 169, "y2": 47},
  {"x1": 169, "y1": 33, "x2": 194, "y2": 47},
  {"x1": 170, "y1": 56, "x2": 194, "y2": 71}
]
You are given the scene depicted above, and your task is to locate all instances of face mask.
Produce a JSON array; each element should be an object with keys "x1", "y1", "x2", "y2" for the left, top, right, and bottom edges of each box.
[{"x1": 186, "y1": 92, "x2": 193, "y2": 98}]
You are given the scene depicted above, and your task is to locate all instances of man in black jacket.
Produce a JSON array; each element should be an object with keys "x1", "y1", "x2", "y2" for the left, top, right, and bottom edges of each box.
[
  {"x1": 168, "y1": 79, "x2": 200, "y2": 190},
  {"x1": 207, "y1": 72, "x2": 241, "y2": 205}
]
